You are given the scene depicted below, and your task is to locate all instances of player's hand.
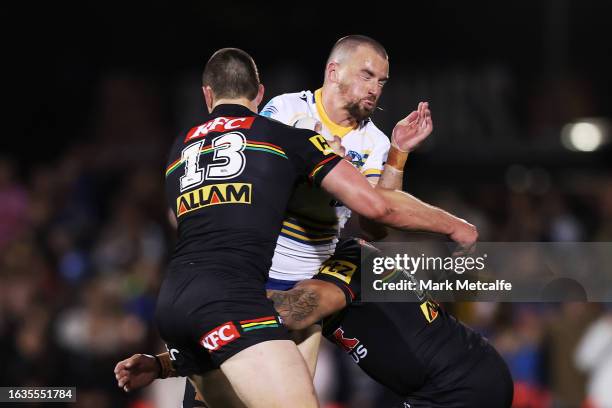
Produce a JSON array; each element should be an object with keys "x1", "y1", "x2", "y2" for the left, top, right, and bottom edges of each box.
[
  {"x1": 449, "y1": 220, "x2": 478, "y2": 256},
  {"x1": 328, "y1": 135, "x2": 346, "y2": 157},
  {"x1": 293, "y1": 117, "x2": 347, "y2": 157},
  {"x1": 391, "y1": 102, "x2": 433, "y2": 152},
  {"x1": 114, "y1": 354, "x2": 160, "y2": 392}
]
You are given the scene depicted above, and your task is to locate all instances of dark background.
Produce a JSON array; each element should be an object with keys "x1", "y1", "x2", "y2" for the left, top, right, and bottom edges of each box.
[{"x1": 10, "y1": 1, "x2": 612, "y2": 163}]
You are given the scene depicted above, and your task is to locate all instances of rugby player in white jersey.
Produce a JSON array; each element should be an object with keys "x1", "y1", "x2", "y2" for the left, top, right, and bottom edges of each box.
[
  {"x1": 261, "y1": 35, "x2": 431, "y2": 292},
  {"x1": 259, "y1": 34, "x2": 433, "y2": 374}
]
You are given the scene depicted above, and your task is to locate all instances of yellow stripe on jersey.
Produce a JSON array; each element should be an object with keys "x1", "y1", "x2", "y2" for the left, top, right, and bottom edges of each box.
[
  {"x1": 363, "y1": 168, "x2": 383, "y2": 176},
  {"x1": 314, "y1": 89, "x2": 354, "y2": 138},
  {"x1": 363, "y1": 169, "x2": 383, "y2": 179},
  {"x1": 282, "y1": 221, "x2": 310, "y2": 233},
  {"x1": 240, "y1": 320, "x2": 278, "y2": 328}
]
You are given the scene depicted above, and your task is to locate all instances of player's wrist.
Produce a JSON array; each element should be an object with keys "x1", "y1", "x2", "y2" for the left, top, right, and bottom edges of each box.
[
  {"x1": 386, "y1": 145, "x2": 409, "y2": 171},
  {"x1": 448, "y1": 216, "x2": 472, "y2": 239},
  {"x1": 153, "y1": 353, "x2": 176, "y2": 379},
  {"x1": 142, "y1": 354, "x2": 162, "y2": 379}
]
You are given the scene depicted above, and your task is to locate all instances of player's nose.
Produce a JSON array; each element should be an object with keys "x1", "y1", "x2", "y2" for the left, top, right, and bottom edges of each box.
[{"x1": 368, "y1": 84, "x2": 381, "y2": 99}]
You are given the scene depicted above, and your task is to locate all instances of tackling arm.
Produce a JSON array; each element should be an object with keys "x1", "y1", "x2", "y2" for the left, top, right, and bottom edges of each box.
[
  {"x1": 267, "y1": 280, "x2": 346, "y2": 330},
  {"x1": 321, "y1": 160, "x2": 477, "y2": 249}
]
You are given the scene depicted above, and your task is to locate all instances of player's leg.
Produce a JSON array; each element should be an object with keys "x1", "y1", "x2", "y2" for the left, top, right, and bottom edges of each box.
[
  {"x1": 188, "y1": 372, "x2": 245, "y2": 408},
  {"x1": 293, "y1": 324, "x2": 323, "y2": 377},
  {"x1": 220, "y1": 339, "x2": 319, "y2": 408},
  {"x1": 158, "y1": 263, "x2": 314, "y2": 407},
  {"x1": 183, "y1": 329, "x2": 321, "y2": 408}
]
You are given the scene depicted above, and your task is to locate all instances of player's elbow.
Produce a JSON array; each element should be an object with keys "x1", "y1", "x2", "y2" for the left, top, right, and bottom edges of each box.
[{"x1": 361, "y1": 194, "x2": 392, "y2": 223}]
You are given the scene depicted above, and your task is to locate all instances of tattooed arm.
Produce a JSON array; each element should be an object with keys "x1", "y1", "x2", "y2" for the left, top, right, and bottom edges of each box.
[{"x1": 267, "y1": 280, "x2": 347, "y2": 330}]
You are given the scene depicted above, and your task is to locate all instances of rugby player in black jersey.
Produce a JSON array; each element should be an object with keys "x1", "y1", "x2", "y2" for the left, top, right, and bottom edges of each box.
[
  {"x1": 133, "y1": 47, "x2": 478, "y2": 408},
  {"x1": 274, "y1": 239, "x2": 514, "y2": 408}
]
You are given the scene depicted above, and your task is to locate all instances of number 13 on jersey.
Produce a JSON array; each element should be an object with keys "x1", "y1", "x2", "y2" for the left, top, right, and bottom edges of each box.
[{"x1": 180, "y1": 132, "x2": 247, "y2": 192}]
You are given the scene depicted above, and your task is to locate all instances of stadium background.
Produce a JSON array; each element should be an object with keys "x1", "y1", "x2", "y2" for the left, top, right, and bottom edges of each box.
[{"x1": 2, "y1": 1, "x2": 611, "y2": 407}]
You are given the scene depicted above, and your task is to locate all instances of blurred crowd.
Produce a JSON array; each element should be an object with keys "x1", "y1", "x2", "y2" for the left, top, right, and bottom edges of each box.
[{"x1": 1, "y1": 75, "x2": 611, "y2": 408}]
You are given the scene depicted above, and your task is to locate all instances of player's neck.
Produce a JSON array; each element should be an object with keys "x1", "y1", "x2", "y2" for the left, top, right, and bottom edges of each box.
[
  {"x1": 320, "y1": 87, "x2": 358, "y2": 128},
  {"x1": 211, "y1": 98, "x2": 257, "y2": 113}
]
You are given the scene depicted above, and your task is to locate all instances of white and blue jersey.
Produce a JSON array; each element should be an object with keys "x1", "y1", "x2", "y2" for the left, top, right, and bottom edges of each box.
[{"x1": 261, "y1": 89, "x2": 391, "y2": 285}]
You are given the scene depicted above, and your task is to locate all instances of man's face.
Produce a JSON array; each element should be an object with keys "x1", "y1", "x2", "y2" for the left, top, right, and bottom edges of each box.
[{"x1": 337, "y1": 45, "x2": 389, "y2": 122}]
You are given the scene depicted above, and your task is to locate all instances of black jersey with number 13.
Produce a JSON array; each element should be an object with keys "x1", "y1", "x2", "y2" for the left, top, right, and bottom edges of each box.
[{"x1": 164, "y1": 104, "x2": 342, "y2": 280}]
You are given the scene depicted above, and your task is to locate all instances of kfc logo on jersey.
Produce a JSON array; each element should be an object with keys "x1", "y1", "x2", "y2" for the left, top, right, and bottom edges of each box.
[
  {"x1": 200, "y1": 322, "x2": 241, "y2": 352},
  {"x1": 333, "y1": 327, "x2": 368, "y2": 363},
  {"x1": 185, "y1": 117, "x2": 255, "y2": 142}
]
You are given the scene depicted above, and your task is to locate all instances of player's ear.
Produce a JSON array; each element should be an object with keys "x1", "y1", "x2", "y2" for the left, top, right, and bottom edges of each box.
[
  {"x1": 326, "y1": 62, "x2": 340, "y2": 84},
  {"x1": 254, "y1": 84, "x2": 265, "y2": 108},
  {"x1": 203, "y1": 86, "x2": 214, "y2": 113}
]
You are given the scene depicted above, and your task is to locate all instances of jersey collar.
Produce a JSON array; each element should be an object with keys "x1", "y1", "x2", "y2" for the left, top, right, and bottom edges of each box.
[
  {"x1": 211, "y1": 104, "x2": 255, "y2": 116},
  {"x1": 314, "y1": 89, "x2": 355, "y2": 138}
]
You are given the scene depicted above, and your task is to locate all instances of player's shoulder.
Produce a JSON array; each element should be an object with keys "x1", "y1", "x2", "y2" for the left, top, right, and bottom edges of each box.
[
  {"x1": 362, "y1": 119, "x2": 391, "y2": 148},
  {"x1": 257, "y1": 111, "x2": 317, "y2": 137},
  {"x1": 273, "y1": 90, "x2": 314, "y2": 104},
  {"x1": 261, "y1": 90, "x2": 313, "y2": 112}
]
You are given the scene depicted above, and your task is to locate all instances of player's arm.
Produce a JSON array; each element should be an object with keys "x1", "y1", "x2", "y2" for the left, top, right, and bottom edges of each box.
[
  {"x1": 321, "y1": 160, "x2": 477, "y2": 249},
  {"x1": 267, "y1": 280, "x2": 346, "y2": 331}
]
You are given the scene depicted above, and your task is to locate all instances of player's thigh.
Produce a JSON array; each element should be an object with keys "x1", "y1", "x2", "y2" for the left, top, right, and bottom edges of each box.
[
  {"x1": 220, "y1": 339, "x2": 319, "y2": 408},
  {"x1": 189, "y1": 372, "x2": 246, "y2": 408},
  {"x1": 292, "y1": 324, "x2": 323, "y2": 378}
]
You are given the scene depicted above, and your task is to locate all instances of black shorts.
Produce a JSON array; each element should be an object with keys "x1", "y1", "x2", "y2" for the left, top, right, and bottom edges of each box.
[
  {"x1": 401, "y1": 344, "x2": 514, "y2": 408},
  {"x1": 155, "y1": 261, "x2": 289, "y2": 375}
]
